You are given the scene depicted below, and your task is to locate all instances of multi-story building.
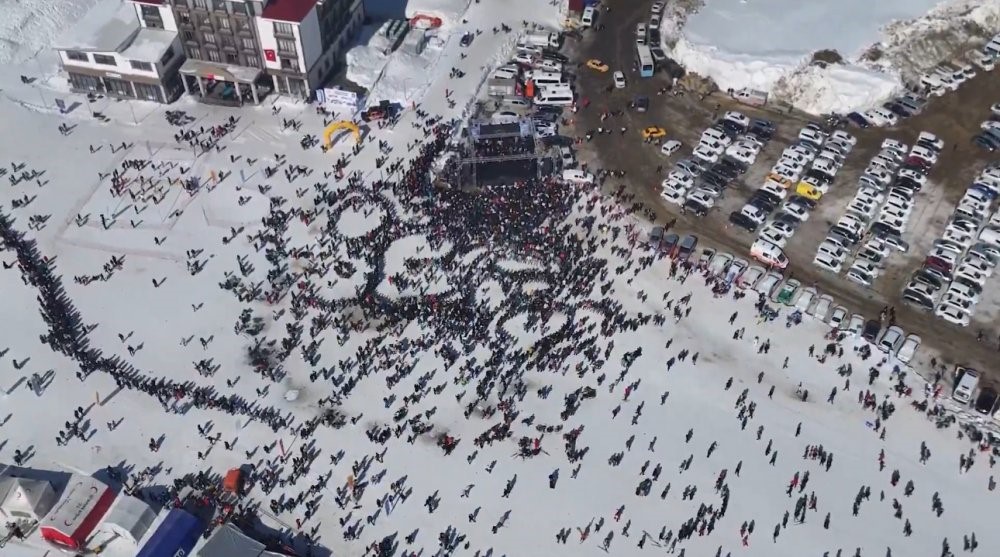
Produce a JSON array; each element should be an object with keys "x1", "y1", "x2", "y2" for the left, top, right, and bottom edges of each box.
[
  {"x1": 54, "y1": 2, "x2": 184, "y2": 104},
  {"x1": 257, "y1": 0, "x2": 365, "y2": 97},
  {"x1": 125, "y1": 0, "x2": 363, "y2": 104}
]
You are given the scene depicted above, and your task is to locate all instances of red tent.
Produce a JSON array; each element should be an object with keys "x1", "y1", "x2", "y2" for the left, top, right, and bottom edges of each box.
[{"x1": 40, "y1": 476, "x2": 115, "y2": 551}]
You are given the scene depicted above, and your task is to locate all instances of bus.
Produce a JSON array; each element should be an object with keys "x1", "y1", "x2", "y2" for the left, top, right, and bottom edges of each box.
[{"x1": 637, "y1": 45, "x2": 654, "y2": 77}]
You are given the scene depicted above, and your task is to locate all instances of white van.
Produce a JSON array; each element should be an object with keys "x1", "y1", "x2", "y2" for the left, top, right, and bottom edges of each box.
[
  {"x1": 538, "y1": 83, "x2": 573, "y2": 97},
  {"x1": 953, "y1": 367, "x2": 979, "y2": 405},
  {"x1": 526, "y1": 70, "x2": 563, "y2": 83},
  {"x1": 535, "y1": 91, "x2": 574, "y2": 106},
  {"x1": 581, "y1": 6, "x2": 596, "y2": 28},
  {"x1": 534, "y1": 75, "x2": 568, "y2": 88}
]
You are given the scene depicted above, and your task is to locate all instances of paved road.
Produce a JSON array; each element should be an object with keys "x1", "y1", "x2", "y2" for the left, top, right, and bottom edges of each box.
[{"x1": 564, "y1": 1, "x2": 1000, "y2": 386}]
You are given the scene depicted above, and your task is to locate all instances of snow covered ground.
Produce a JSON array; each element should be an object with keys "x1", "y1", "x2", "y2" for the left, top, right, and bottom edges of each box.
[
  {"x1": 0, "y1": 0, "x2": 104, "y2": 64},
  {"x1": 670, "y1": 0, "x2": 1000, "y2": 114},
  {"x1": 1, "y1": 0, "x2": 999, "y2": 556}
]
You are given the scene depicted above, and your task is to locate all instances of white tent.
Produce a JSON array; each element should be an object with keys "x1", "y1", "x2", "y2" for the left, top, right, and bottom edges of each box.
[
  {"x1": 0, "y1": 476, "x2": 57, "y2": 522},
  {"x1": 97, "y1": 495, "x2": 156, "y2": 546}
]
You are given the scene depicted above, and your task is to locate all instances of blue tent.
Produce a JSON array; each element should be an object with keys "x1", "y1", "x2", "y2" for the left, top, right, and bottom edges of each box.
[{"x1": 136, "y1": 509, "x2": 203, "y2": 557}]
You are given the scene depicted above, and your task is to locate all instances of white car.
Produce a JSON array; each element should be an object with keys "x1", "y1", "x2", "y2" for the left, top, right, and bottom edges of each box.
[
  {"x1": 909, "y1": 145, "x2": 938, "y2": 164},
  {"x1": 685, "y1": 189, "x2": 716, "y2": 209},
  {"x1": 935, "y1": 302, "x2": 971, "y2": 326},
  {"x1": 562, "y1": 169, "x2": 594, "y2": 184},
  {"x1": 896, "y1": 334, "x2": 921, "y2": 364},
  {"x1": 661, "y1": 184, "x2": 687, "y2": 205},
  {"x1": 847, "y1": 314, "x2": 865, "y2": 336},
  {"x1": 758, "y1": 228, "x2": 788, "y2": 249},
  {"x1": 830, "y1": 130, "x2": 856, "y2": 146},
  {"x1": 651, "y1": 1, "x2": 665, "y2": 14},
  {"x1": 692, "y1": 145, "x2": 720, "y2": 163},
  {"x1": 847, "y1": 261, "x2": 879, "y2": 287},
  {"x1": 613, "y1": 71, "x2": 626, "y2": 89},
  {"x1": 828, "y1": 306, "x2": 849, "y2": 328},
  {"x1": 813, "y1": 252, "x2": 843, "y2": 273},
  {"x1": 660, "y1": 140, "x2": 682, "y2": 156},
  {"x1": 782, "y1": 203, "x2": 810, "y2": 222}
]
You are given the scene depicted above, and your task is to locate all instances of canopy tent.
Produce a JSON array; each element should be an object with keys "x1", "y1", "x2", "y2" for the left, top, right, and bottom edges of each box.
[
  {"x1": 39, "y1": 475, "x2": 115, "y2": 551},
  {"x1": 197, "y1": 523, "x2": 265, "y2": 557},
  {"x1": 136, "y1": 508, "x2": 203, "y2": 557},
  {"x1": 0, "y1": 476, "x2": 57, "y2": 522},
  {"x1": 97, "y1": 495, "x2": 156, "y2": 545}
]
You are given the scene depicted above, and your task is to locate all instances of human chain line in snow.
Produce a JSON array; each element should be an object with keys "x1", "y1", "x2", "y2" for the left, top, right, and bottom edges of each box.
[{"x1": 0, "y1": 209, "x2": 292, "y2": 432}]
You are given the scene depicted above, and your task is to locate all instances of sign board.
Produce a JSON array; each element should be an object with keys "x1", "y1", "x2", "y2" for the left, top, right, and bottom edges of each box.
[
  {"x1": 319, "y1": 87, "x2": 361, "y2": 113},
  {"x1": 264, "y1": 49, "x2": 276, "y2": 62},
  {"x1": 106, "y1": 72, "x2": 122, "y2": 79}
]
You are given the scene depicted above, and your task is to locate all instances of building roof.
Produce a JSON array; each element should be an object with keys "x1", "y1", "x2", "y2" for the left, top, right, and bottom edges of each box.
[
  {"x1": 56, "y1": 2, "x2": 140, "y2": 53},
  {"x1": 0, "y1": 477, "x2": 56, "y2": 519},
  {"x1": 260, "y1": 0, "x2": 317, "y2": 23},
  {"x1": 120, "y1": 28, "x2": 176, "y2": 62}
]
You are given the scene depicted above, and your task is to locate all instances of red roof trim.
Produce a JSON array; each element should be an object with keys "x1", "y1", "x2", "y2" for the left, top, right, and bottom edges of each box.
[{"x1": 261, "y1": 0, "x2": 317, "y2": 23}]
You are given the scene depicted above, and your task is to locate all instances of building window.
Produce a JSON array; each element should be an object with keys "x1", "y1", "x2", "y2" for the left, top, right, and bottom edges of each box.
[
  {"x1": 277, "y1": 39, "x2": 297, "y2": 54},
  {"x1": 217, "y1": 17, "x2": 230, "y2": 30},
  {"x1": 193, "y1": 0, "x2": 207, "y2": 9},
  {"x1": 141, "y1": 5, "x2": 160, "y2": 18},
  {"x1": 160, "y1": 46, "x2": 174, "y2": 66},
  {"x1": 225, "y1": 52, "x2": 238, "y2": 64},
  {"x1": 233, "y1": 1, "x2": 250, "y2": 16},
  {"x1": 185, "y1": 46, "x2": 200, "y2": 59},
  {"x1": 274, "y1": 22, "x2": 294, "y2": 36},
  {"x1": 130, "y1": 60, "x2": 153, "y2": 71},
  {"x1": 178, "y1": 11, "x2": 191, "y2": 25},
  {"x1": 245, "y1": 54, "x2": 260, "y2": 67},
  {"x1": 93, "y1": 54, "x2": 117, "y2": 66},
  {"x1": 280, "y1": 57, "x2": 299, "y2": 72},
  {"x1": 65, "y1": 50, "x2": 88, "y2": 62},
  {"x1": 206, "y1": 49, "x2": 221, "y2": 62},
  {"x1": 183, "y1": 30, "x2": 196, "y2": 41},
  {"x1": 241, "y1": 37, "x2": 256, "y2": 49},
  {"x1": 202, "y1": 32, "x2": 216, "y2": 44}
]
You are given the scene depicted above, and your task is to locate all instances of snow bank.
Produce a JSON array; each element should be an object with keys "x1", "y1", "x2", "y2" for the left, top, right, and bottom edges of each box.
[
  {"x1": 868, "y1": 0, "x2": 1000, "y2": 79},
  {"x1": 670, "y1": 0, "x2": 970, "y2": 114},
  {"x1": 0, "y1": 0, "x2": 106, "y2": 64},
  {"x1": 772, "y1": 64, "x2": 903, "y2": 116}
]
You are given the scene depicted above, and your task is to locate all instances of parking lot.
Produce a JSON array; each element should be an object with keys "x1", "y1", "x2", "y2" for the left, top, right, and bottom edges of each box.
[{"x1": 566, "y1": 1, "x2": 1000, "y2": 384}]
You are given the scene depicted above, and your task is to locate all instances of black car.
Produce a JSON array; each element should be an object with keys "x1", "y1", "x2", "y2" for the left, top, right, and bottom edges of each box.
[
  {"x1": 535, "y1": 105, "x2": 564, "y2": 117},
  {"x1": 649, "y1": 47, "x2": 668, "y2": 63},
  {"x1": 901, "y1": 290, "x2": 934, "y2": 312},
  {"x1": 974, "y1": 387, "x2": 998, "y2": 415},
  {"x1": 541, "y1": 50, "x2": 568, "y2": 63},
  {"x1": 460, "y1": 32, "x2": 474, "y2": 47},
  {"x1": 893, "y1": 176, "x2": 922, "y2": 192},
  {"x1": 633, "y1": 96, "x2": 649, "y2": 112},
  {"x1": 676, "y1": 234, "x2": 699, "y2": 261},
  {"x1": 752, "y1": 189, "x2": 781, "y2": 208},
  {"x1": 729, "y1": 211, "x2": 760, "y2": 233},
  {"x1": 974, "y1": 134, "x2": 1000, "y2": 151},
  {"x1": 846, "y1": 112, "x2": 871, "y2": 128},
  {"x1": 748, "y1": 194, "x2": 778, "y2": 213},
  {"x1": 717, "y1": 158, "x2": 746, "y2": 175},
  {"x1": 862, "y1": 320, "x2": 881, "y2": 342},
  {"x1": 749, "y1": 118, "x2": 776, "y2": 138},
  {"x1": 787, "y1": 195, "x2": 817, "y2": 210},
  {"x1": 884, "y1": 102, "x2": 911, "y2": 119}
]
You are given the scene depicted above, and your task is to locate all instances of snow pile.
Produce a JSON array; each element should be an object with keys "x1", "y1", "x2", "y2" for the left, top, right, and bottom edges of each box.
[
  {"x1": 0, "y1": 0, "x2": 106, "y2": 64},
  {"x1": 670, "y1": 0, "x2": 971, "y2": 114},
  {"x1": 866, "y1": 0, "x2": 1000, "y2": 79},
  {"x1": 771, "y1": 64, "x2": 903, "y2": 116},
  {"x1": 345, "y1": 33, "x2": 391, "y2": 92}
]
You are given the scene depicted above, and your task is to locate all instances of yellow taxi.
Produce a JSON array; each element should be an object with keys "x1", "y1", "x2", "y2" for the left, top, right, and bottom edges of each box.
[
  {"x1": 764, "y1": 172, "x2": 793, "y2": 189},
  {"x1": 641, "y1": 126, "x2": 666, "y2": 139},
  {"x1": 796, "y1": 181, "x2": 824, "y2": 201},
  {"x1": 586, "y1": 59, "x2": 609, "y2": 72}
]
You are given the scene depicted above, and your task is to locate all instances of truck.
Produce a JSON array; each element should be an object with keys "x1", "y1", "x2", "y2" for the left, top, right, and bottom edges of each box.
[
  {"x1": 732, "y1": 88, "x2": 768, "y2": 107},
  {"x1": 487, "y1": 78, "x2": 518, "y2": 98},
  {"x1": 519, "y1": 31, "x2": 561, "y2": 49}
]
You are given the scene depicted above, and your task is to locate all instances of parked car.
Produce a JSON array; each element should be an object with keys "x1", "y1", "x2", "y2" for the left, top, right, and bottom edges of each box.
[
  {"x1": 896, "y1": 334, "x2": 921, "y2": 364},
  {"x1": 877, "y1": 325, "x2": 905, "y2": 353},
  {"x1": 675, "y1": 234, "x2": 699, "y2": 261},
  {"x1": 953, "y1": 367, "x2": 979, "y2": 405},
  {"x1": 975, "y1": 387, "x2": 998, "y2": 415},
  {"x1": 862, "y1": 319, "x2": 881, "y2": 343}
]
